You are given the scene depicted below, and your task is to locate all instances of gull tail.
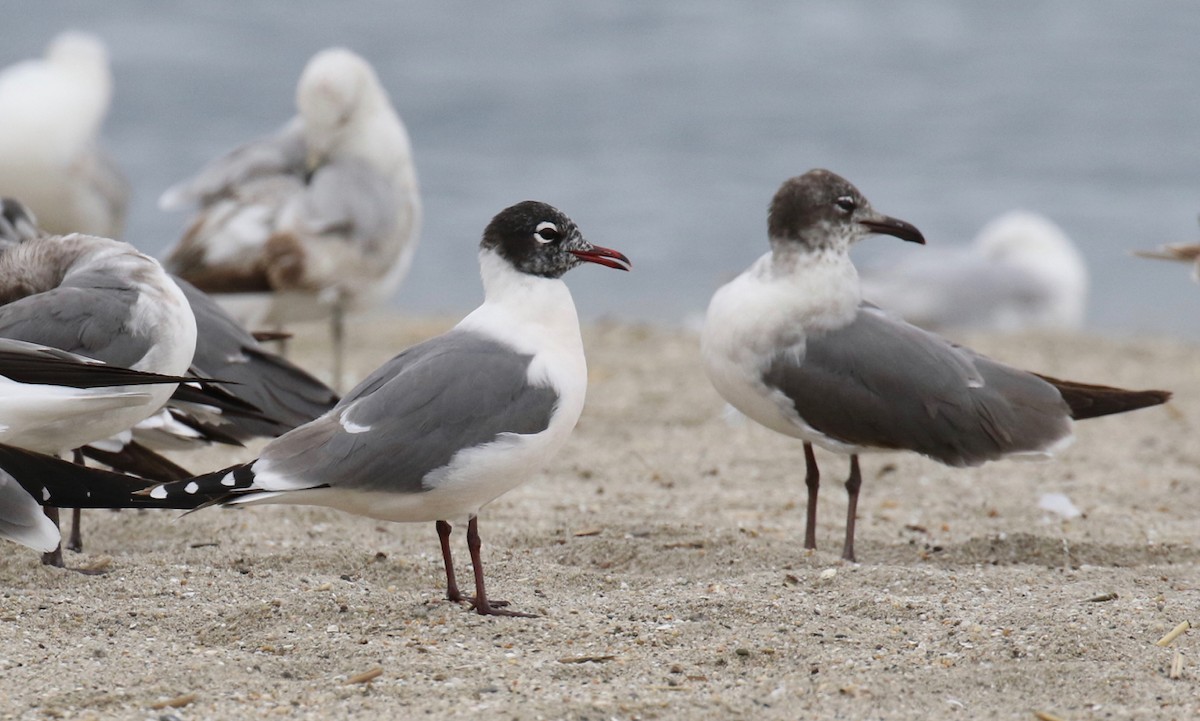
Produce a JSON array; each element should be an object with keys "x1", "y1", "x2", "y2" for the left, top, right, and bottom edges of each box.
[
  {"x1": 1036, "y1": 374, "x2": 1171, "y2": 420},
  {"x1": 0, "y1": 443, "x2": 252, "y2": 514},
  {"x1": 139, "y1": 462, "x2": 262, "y2": 512},
  {"x1": 0, "y1": 444, "x2": 181, "y2": 512}
]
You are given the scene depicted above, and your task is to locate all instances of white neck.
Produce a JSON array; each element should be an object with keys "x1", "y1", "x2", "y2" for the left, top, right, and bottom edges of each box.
[{"x1": 457, "y1": 249, "x2": 583, "y2": 355}]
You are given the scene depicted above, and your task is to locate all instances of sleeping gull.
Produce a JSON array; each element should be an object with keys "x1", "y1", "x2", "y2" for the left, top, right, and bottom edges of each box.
[
  {"x1": 0, "y1": 340, "x2": 192, "y2": 555},
  {"x1": 701, "y1": 170, "x2": 1169, "y2": 561},
  {"x1": 0, "y1": 31, "x2": 128, "y2": 237},
  {"x1": 859, "y1": 210, "x2": 1088, "y2": 332},
  {"x1": 0, "y1": 224, "x2": 196, "y2": 564},
  {"x1": 161, "y1": 47, "x2": 421, "y2": 387},
  {"x1": 0, "y1": 201, "x2": 630, "y2": 616},
  {"x1": 0, "y1": 198, "x2": 337, "y2": 448}
]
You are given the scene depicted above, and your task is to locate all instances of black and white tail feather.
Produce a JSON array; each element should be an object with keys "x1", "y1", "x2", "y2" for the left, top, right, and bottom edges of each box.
[
  {"x1": 141, "y1": 461, "x2": 329, "y2": 514},
  {"x1": 0, "y1": 443, "x2": 312, "y2": 513}
]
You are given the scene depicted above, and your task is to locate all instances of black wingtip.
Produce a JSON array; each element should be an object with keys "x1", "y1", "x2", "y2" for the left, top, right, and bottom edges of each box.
[{"x1": 1036, "y1": 374, "x2": 1172, "y2": 420}]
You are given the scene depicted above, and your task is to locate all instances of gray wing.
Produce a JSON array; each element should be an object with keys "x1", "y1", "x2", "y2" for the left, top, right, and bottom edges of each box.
[
  {"x1": 257, "y1": 330, "x2": 559, "y2": 493},
  {"x1": 283, "y1": 158, "x2": 403, "y2": 253},
  {"x1": 176, "y1": 277, "x2": 337, "y2": 434},
  {"x1": 158, "y1": 119, "x2": 307, "y2": 210},
  {"x1": 0, "y1": 283, "x2": 150, "y2": 368},
  {"x1": 764, "y1": 304, "x2": 1071, "y2": 467}
]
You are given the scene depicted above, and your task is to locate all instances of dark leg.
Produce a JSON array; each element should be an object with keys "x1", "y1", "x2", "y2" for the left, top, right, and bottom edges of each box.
[
  {"x1": 41, "y1": 507, "x2": 63, "y2": 567},
  {"x1": 803, "y1": 442, "x2": 820, "y2": 551},
  {"x1": 276, "y1": 325, "x2": 289, "y2": 356},
  {"x1": 466, "y1": 516, "x2": 535, "y2": 618},
  {"x1": 436, "y1": 520, "x2": 463, "y2": 603},
  {"x1": 331, "y1": 301, "x2": 345, "y2": 393},
  {"x1": 66, "y1": 449, "x2": 84, "y2": 553},
  {"x1": 841, "y1": 455, "x2": 862, "y2": 562},
  {"x1": 67, "y1": 509, "x2": 83, "y2": 553}
]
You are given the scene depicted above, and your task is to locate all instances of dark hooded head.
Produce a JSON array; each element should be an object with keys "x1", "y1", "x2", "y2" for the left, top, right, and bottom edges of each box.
[{"x1": 481, "y1": 201, "x2": 631, "y2": 278}]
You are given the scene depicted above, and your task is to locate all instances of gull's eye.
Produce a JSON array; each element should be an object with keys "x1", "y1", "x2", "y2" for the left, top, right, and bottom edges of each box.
[
  {"x1": 534, "y1": 221, "x2": 560, "y2": 244},
  {"x1": 834, "y1": 196, "x2": 856, "y2": 213}
]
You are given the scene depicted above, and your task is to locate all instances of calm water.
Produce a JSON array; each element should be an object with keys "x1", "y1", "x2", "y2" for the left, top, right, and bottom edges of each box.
[{"x1": 8, "y1": 1, "x2": 1200, "y2": 338}]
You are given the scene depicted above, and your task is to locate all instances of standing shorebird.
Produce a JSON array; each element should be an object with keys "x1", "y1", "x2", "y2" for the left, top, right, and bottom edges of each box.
[
  {"x1": 702, "y1": 169, "x2": 1169, "y2": 561},
  {"x1": 0, "y1": 201, "x2": 630, "y2": 616},
  {"x1": 161, "y1": 47, "x2": 421, "y2": 388}
]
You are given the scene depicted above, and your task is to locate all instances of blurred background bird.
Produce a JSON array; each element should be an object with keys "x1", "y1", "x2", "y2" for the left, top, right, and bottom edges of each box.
[
  {"x1": 160, "y1": 47, "x2": 421, "y2": 388},
  {"x1": 0, "y1": 31, "x2": 129, "y2": 238},
  {"x1": 859, "y1": 210, "x2": 1088, "y2": 333}
]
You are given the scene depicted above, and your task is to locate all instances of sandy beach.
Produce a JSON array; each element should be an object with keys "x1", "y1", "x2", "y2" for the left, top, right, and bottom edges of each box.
[{"x1": 1, "y1": 314, "x2": 1197, "y2": 720}]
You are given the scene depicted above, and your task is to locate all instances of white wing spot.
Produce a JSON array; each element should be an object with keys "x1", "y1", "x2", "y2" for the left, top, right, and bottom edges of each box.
[
  {"x1": 340, "y1": 408, "x2": 371, "y2": 434},
  {"x1": 41, "y1": 487, "x2": 50, "y2": 502},
  {"x1": 220, "y1": 473, "x2": 236, "y2": 487},
  {"x1": 150, "y1": 486, "x2": 168, "y2": 500},
  {"x1": 184, "y1": 481, "x2": 200, "y2": 494}
]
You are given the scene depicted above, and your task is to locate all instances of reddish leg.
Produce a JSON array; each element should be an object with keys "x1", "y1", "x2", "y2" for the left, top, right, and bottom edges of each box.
[
  {"x1": 466, "y1": 516, "x2": 534, "y2": 618},
  {"x1": 436, "y1": 520, "x2": 463, "y2": 603},
  {"x1": 841, "y1": 455, "x2": 862, "y2": 562},
  {"x1": 803, "y1": 442, "x2": 820, "y2": 551}
]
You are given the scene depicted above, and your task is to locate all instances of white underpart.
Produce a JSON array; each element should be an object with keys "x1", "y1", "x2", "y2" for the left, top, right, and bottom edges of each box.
[
  {"x1": 703, "y1": 246, "x2": 868, "y2": 453},
  {"x1": 229, "y1": 248, "x2": 589, "y2": 523}
]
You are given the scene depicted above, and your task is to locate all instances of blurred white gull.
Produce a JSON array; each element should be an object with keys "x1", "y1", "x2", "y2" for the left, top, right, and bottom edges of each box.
[
  {"x1": 860, "y1": 210, "x2": 1088, "y2": 332},
  {"x1": 0, "y1": 31, "x2": 129, "y2": 238},
  {"x1": 160, "y1": 47, "x2": 421, "y2": 387}
]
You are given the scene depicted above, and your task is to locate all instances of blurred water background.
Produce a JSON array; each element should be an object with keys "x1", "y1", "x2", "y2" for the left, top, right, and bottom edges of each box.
[{"x1": 7, "y1": 1, "x2": 1200, "y2": 338}]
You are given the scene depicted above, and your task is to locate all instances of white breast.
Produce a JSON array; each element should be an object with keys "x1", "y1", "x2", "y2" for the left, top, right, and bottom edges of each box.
[{"x1": 701, "y1": 249, "x2": 863, "y2": 447}]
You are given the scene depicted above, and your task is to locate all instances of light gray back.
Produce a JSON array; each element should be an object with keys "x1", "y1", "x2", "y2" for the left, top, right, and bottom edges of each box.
[
  {"x1": 0, "y1": 275, "x2": 148, "y2": 368},
  {"x1": 260, "y1": 330, "x2": 560, "y2": 493},
  {"x1": 764, "y1": 305, "x2": 1071, "y2": 467}
]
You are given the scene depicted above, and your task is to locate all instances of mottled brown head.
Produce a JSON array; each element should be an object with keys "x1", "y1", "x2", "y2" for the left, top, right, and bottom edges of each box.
[{"x1": 767, "y1": 169, "x2": 925, "y2": 251}]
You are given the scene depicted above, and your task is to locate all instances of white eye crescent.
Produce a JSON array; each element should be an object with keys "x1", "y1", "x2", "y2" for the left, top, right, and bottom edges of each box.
[
  {"x1": 835, "y1": 196, "x2": 856, "y2": 213},
  {"x1": 534, "y1": 221, "x2": 560, "y2": 244}
]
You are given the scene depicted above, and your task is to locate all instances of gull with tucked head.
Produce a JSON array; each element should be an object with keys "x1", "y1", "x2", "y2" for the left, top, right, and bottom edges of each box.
[{"x1": 161, "y1": 47, "x2": 421, "y2": 388}]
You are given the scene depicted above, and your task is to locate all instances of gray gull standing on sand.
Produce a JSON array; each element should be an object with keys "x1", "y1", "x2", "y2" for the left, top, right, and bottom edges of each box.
[
  {"x1": 0, "y1": 201, "x2": 630, "y2": 616},
  {"x1": 701, "y1": 169, "x2": 1169, "y2": 561}
]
